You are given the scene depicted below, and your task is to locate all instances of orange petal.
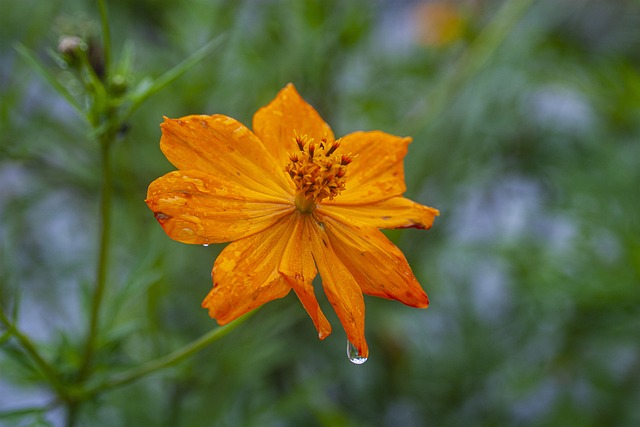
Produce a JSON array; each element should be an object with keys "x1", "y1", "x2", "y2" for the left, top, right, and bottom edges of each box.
[
  {"x1": 146, "y1": 170, "x2": 294, "y2": 244},
  {"x1": 320, "y1": 196, "x2": 439, "y2": 230},
  {"x1": 337, "y1": 131, "x2": 411, "y2": 203},
  {"x1": 202, "y1": 215, "x2": 297, "y2": 324},
  {"x1": 279, "y1": 213, "x2": 332, "y2": 339},
  {"x1": 252, "y1": 83, "x2": 335, "y2": 167},
  {"x1": 319, "y1": 213, "x2": 429, "y2": 308},
  {"x1": 160, "y1": 114, "x2": 292, "y2": 197},
  {"x1": 306, "y1": 216, "x2": 369, "y2": 358}
]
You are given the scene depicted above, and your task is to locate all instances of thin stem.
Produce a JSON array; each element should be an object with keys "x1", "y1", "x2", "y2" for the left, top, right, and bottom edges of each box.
[
  {"x1": 0, "y1": 401, "x2": 57, "y2": 419},
  {"x1": 0, "y1": 307, "x2": 65, "y2": 395},
  {"x1": 124, "y1": 35, "x2": 225, "y2": 120},
  {"x1": 65, "y1": 402, "x2": 79, "y2": 427},
  {"x1": 79, "y1": 310, "x2": 257, "y2": 399},
  {"x1": 14, "y1": 44, "x2": 86, "y2": 120},
  {"x1": 97, "y1": 0, "x2": 111, "y2": 77},
  {"x1": 78, "y1": 137, "x2": 113, "y2": 383}
]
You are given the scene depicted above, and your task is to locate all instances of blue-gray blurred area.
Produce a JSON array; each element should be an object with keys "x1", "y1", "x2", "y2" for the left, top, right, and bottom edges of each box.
[{"x1": 1, "y1": 0, "x2": 639, "y2": 426}]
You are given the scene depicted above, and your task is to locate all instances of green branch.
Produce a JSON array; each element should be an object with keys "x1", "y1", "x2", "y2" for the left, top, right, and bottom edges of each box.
[
  {"x1": 0, "y1": 307, "x2": 65, "y2": 396},
  {"x1": 14, "y1": 44, "x2": 85, "y2": 120},
  {"x1": 0, "y1": 402, "x2": 56, "y2": 420},
  {"x1": 97, "y1": 0, "x2": 112, "y2": 77},
  {"x1": 79, "y1": 311, "x2": 257, "y2": 399},
  {"x1": 125, "y1": 35, "x2": 226, "y2": 119}
]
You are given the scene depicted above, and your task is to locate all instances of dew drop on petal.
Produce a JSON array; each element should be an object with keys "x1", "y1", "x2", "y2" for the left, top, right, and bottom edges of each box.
[
  {"x1": 347, "y1": 340, "x2": 367, "y2": 365},
  {"x1": 203, "y1": 244, "x2": 209, "y2": 247},
  {"x1": 178, "y1": 227, "x2": 195, "y2": 238}
]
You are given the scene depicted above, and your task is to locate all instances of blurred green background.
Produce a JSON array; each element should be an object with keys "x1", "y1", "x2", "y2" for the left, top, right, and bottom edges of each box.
[{"x1": 1, "y1": 0, "x2": 639, "y2": 426}]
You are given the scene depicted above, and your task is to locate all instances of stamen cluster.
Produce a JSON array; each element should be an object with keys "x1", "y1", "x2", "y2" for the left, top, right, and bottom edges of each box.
[{"x1": 285, "y1": 133, "x2": 353, "y2": 207}]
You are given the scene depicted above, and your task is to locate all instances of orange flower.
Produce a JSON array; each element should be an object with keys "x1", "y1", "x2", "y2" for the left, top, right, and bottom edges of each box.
[{"x1": 146, "y1": 84, "x2": 439, "y2": 359}]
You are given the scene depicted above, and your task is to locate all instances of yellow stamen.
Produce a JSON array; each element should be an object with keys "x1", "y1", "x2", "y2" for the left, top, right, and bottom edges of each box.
[{"x1": 285, "y1": 133, "x2": 353, "y2": 212}]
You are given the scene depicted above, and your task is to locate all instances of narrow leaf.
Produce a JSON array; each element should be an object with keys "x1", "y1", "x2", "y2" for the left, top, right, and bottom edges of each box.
[
  {"x1": 125, "y1": 35, "x2": 226, "y2": 117},
  {"x1": 14, "y1": 43, "x2": 86, "y2": 120}
]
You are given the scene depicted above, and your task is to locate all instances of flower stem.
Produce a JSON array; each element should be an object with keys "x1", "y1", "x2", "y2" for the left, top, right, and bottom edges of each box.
[
  {"x1": 79, "y1": 310, "x2": 257, "y2": 399},
  {"x1": 97, "y1": 0, "x2": 111, "y2": 77},
  {"x1": 78, "y1": 136, "x2": 113, "y2": 383}
]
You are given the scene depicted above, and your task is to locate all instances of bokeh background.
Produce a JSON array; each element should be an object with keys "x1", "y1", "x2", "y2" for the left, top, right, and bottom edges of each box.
[{"x1": 1, "y1": 0, "x2": 639, "y2": 426}]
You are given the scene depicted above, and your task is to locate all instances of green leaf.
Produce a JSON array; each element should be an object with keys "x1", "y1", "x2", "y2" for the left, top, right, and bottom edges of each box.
[
  {"x1": 125, "y1": 35, "x2": 226, "y2": 118},
  {"x1": 14, "y1": 43, "x2": 86, "y2": 120}
]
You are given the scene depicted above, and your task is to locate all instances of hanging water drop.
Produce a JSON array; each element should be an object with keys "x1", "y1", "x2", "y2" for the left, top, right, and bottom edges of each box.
[
  {"x1": 203, "y1": 243, "x2": 209, "y2": 247},
  {"x1": 347, "y1": 340, "x2": 367, "y2": 365}
]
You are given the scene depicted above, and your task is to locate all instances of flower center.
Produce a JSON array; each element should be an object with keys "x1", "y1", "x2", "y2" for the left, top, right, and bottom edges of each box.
[{"x1": 285, "y1": 133, "x2": 353, "y2": 213}]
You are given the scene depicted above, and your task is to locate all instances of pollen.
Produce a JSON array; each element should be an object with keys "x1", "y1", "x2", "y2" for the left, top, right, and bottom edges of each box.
[{"x1": 285, "y1": 133, "x2": 353, "y2": 212}]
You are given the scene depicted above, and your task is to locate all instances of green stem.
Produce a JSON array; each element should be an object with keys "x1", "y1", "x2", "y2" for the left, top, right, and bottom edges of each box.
[
  {"x1": 0, "y1": 307, "x2": 65, "y2": 396},
  {"x1": 78, "y1": 136, "x2": 113, "y2": 383},
  {"x1": 14, "y1": 44, "x2": 85, "y2": 119},
  {"x1": 97, "y1": 0, "x2": 111, "y2": 77},
  {"x1": 65, "y1": 402, "x2": 79, "y2": 427},
  {"x1": 0, "y1": 402, "x2": 56, "y2": 419},
  {"x1": 80, "y1": 310, "x2": 257, "y2": 399}
]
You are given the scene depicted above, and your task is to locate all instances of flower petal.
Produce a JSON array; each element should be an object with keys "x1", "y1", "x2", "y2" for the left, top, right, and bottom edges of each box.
[
  {"x1": 337, "y1": 131, "x2": 411, "y2": 203},
  {"x1": 319, "y1": 214, "x2": 429, "y2": 308},
  {"x1": 279, "y1": 213, "x2": 332, "y2": 340},
  {"x1": 146, "y1": 170, "x2": 294, "y2": 244},
  {"x1": 320, "y1": 196, "x2": 439, "y2": 230},
  {"x1": 252, "y1": 83, "x2": 335, "y2": 167},
  {"x1": 202, "y1": 215, "x2": 297, "y2": 324},
  {"x1": 160, "y1": 114, "x2": 292, "y2": 197},
  {"x1": 306, "y1": 217, "x2": 369, "y2": 358}
]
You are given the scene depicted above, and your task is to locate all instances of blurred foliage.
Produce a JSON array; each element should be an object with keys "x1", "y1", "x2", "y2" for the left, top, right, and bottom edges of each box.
[{"x1": 1, "y1": 0, "x2": 639, "y2": 426}]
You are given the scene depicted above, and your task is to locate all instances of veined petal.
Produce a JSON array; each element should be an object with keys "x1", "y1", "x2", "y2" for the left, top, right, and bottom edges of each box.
[
  {"x1": 279, "y1": 213, "x2": 332, "y2": 340},
  {"x1": 337, "y1": 131, "x2": 411, "y2": 203},
  {"x1": 320, "y1": 196, "x2": 439, "y2": 230},
  {"x1": 306, "y1": 217, "x2": 369, "y2": 358},
  {"x1": 252, "y1": 83, "x2": 335, "y2": 167},
  {"x1": 319, "y1": 214, "x2": 429, "y2": 308},
  {"x1": 202, "y1": 215, "x2": 298, "y2": 324},
  {"x1": 160, "y1": 114, "x2": 292, "y2": 197},
  {"x1": 146, "y1": 170, "x2": 294, "y2": 244}
]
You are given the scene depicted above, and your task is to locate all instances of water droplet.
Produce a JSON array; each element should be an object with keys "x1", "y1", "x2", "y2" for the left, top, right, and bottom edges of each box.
[
  {"x1": 178, "y1": 227, "x2": 195, "y2": 238},
  {"x1": 203, "y1": 244, "x2": 209, "y2": 247},
  {"x1": 347, "y1": 340, "x2": 367, "y2": 365}
]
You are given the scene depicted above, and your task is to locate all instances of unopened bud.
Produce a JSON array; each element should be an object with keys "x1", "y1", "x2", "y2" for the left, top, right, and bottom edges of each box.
[{"x1": 58, "y1": 35, "x2": 86, "y2": 63}]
